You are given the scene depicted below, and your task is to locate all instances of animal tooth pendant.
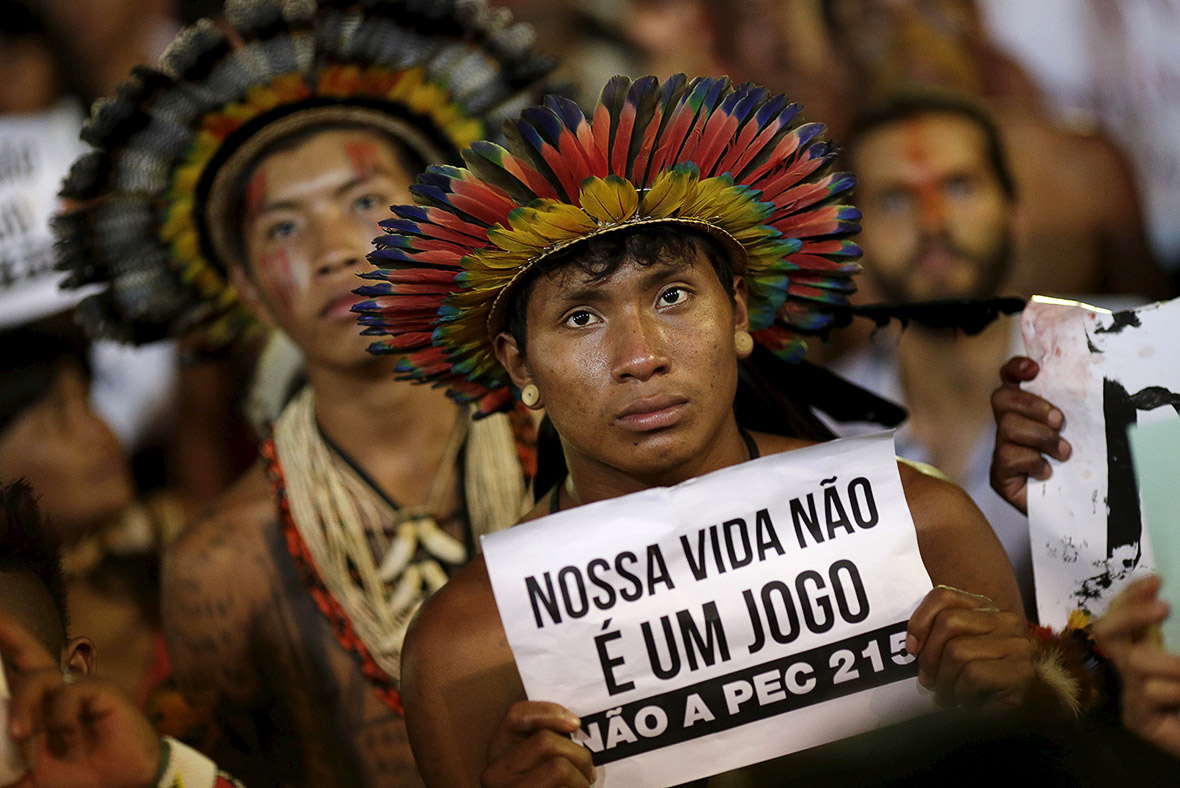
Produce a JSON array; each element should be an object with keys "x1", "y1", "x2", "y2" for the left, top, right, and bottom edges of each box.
[
  {"x1": 378, "y1": 522, "x2": 418, "y2": 582},
  {"x1": 387, "y1": 564, "x2": 424, "y2": 618},
  {"x1": 417, "y1": 518, "x2": 468, "y2": 564}
]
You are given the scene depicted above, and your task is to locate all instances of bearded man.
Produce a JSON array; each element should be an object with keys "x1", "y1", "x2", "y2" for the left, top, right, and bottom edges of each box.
[{"x1": 831, "y1": 92, "x2": 1034, "y2": 614}]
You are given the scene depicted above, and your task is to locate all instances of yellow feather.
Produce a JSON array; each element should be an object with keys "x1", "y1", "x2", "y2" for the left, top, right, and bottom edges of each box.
[
  {"x1": 526, "y1": 203, "x2": 598, "y2": 237},
  {"x1": 639, "y1": 167, "x2": 697, "y2": 219},
  {"x1": 579, "y1": 177, "x2": 638, "y2": 224}
]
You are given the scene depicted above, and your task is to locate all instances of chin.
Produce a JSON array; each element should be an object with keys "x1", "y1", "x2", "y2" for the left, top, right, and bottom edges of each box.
[{"x1": 606, "y1": 429, "x2": 709, "y2": 483}]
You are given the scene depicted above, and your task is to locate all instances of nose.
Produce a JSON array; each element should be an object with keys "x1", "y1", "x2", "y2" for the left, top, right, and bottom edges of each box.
[
  {"x1": 312, "y1": 211, "x2": 366, "y2": 278},
  {"x1": 916, "y1": 182, "x2": 946, "y2": 234},
  {"x1": 610, "y1": 309, "x2": 671, "y2": 382}
]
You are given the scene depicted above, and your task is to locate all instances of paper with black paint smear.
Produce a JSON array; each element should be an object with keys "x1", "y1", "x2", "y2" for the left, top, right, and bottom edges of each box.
[{"x1": 1022, "y1": 296, "x2": 1180, "y2": 627}]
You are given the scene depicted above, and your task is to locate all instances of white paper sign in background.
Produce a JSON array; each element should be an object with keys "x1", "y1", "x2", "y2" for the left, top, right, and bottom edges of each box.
[
  {"x1": 0, "y1": 102, "x2": 88, "y2": 330},
  {"x1": 482, "y1": 433, "x2": 936, "y2": 788},
  {"x1": 1022, "y1": 296, "x2": 1180, "y2": 628}
]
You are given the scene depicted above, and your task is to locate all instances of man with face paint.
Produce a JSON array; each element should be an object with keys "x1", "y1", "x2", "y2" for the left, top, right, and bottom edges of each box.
[
  {"x1": 832, "y1": 92, "x2": 1035, "y2": 615},
  {"x1": 54, "y1": 2, "x2": 550, "y2": 785},
  {"x1": 820, "y1": 0, "x2": 1172, "y2": 303},
  {"x1": 356, "y1": 75, "x2": 1099, "y2": 788}
]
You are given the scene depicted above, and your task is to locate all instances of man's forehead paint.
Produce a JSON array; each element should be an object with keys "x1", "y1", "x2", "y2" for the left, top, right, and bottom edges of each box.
[
  {"x1": 346, "y1": 141, "x2": 382, "y2": 180},
  {"x1": 901, "y1": 117, "x2": 945, "y2": 226}
]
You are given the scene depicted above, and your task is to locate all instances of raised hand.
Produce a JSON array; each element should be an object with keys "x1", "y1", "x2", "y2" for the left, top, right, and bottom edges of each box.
[
  {"x1": 990, "y1": 356, "x2": 1072, "y2": 515},
  {"x1": 1092, "y1": 576, "x2": 1180, "y2": 760},
  {"x1": 0, "y1": 610, "x2": 161, "y2": 788},
  {"x1": 906, "y1": 585, "x2": 1033, "y2": 710},
  {"x1": 482, "y1": 701, "x2": 596, "y2": 788}
]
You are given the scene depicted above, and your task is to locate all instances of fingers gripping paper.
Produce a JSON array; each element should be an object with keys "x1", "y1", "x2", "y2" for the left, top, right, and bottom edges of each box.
[
  {"x1": 1022, "y1": 296, "x2": 1179, "y2": 628},
  {"x1": 481, "y1": 433, "x2": 935, "y2": 788}
]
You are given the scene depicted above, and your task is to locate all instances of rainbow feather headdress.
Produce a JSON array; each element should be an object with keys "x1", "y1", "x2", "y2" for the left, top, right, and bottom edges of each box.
[
  {"x1": 355, "y1": 74, "x2": 863, "y2": 417},
  {"x1": 55, "y1": 0, "x2": 551, "y2": 347}
]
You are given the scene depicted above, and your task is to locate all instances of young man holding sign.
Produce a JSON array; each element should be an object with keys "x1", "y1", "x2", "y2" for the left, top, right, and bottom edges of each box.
[{"x1": 357, "y1": 75, "x2": 1083, "y2": 787}]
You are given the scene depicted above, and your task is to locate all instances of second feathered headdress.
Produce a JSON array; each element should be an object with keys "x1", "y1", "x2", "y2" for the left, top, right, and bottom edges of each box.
[{"x1": 55, "y1": 0, "x2": 551, "y2": 348}]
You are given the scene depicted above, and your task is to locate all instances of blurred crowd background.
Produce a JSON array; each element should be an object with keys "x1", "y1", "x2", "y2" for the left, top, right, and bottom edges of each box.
[{"x1": 1, "y1": 0, "x2": 1178, "y2": 723}]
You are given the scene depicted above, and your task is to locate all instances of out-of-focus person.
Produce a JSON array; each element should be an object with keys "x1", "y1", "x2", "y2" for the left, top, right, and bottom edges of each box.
[
  {"x1": 820, "y1": 0, "x2": 1172, "y2": 304},
  {"x1": 978, "y1": 0, "x2": 1180, "y2": 279},
  {"x1": 35, "y1": 0, "x2": 178, "y2": 103},
  {"x1": 54, "y1": 2, "x2": 549, "y2": 785},
  {"x1": 829, "y1": 92, "x2": 1034, "y2": 614},
  {"x1": 623, "y1": 0, "x2": 728, "y2": 78},
  {"x1": 0, "y1": 0, "x2": 249, "y2": 513},
  {"x1": 0, "y1": 313, "x2": 184, "y2": 707}
]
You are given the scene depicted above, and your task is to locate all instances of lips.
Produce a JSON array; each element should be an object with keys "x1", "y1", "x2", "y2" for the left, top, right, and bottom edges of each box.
[
  {"x1": 319, "y1": 288, "x2": 361, "y2": 321},
  {"x1": 614, "y1": 394, "x2": 689, "y2": 432}
]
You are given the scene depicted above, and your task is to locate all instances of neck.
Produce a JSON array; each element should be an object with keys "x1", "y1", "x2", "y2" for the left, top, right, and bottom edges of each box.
[
  {"x1": 895, "y1": 316, "x2": 1012, "y2": 478},
  {"x1": 562, "y1": 413, "x2": 749, "y2": 506},
  {"x1": 302, "y1": 356, "x2": 461, "y2": 505}
]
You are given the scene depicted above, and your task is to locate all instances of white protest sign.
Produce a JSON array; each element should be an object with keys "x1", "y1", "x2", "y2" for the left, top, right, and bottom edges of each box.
[
  {"x1": 482, "y1": 432, "x2": 935, "y2": 788},
  {"x1": 0, "y1": 102, "x2": 88, "y2": 329},
  {"x1": 1022, "y1": 296, "x2": 1179, "y2": 628}
]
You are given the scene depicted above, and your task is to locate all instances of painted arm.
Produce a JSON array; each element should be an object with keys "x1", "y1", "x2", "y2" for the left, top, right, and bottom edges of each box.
[{"x1": 160, "y1": 507, "x2": 267, "y2": 762}]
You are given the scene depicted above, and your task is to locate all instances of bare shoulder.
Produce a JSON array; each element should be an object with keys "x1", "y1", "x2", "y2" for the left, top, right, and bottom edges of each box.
[
  {"x1": 168, "y1": 462, "x2": 274, "y2": 575},
  {"x1": 402, "y1": 555, "x2": 521, "y2": 788},
  {"x1": 896, "y1": 460, "x2": 1024, "y2": 614},
  {"x1": 403, "y1": 555, "x2": 512, "y2": 695},
  {"x1": 407, "y1": 556, "x2": 501, "y2": 650},
  {"x1": 896, "y1": 458, "x2": 974, "y2": 521}
]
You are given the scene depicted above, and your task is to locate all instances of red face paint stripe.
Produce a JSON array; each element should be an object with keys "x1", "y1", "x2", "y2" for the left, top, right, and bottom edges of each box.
[
  {"x1": 247, "y1": 171, "x2": 267, "y2": 216},
  {"x1": 346, "y1": 141, "x2": 381, "y2": 180}
]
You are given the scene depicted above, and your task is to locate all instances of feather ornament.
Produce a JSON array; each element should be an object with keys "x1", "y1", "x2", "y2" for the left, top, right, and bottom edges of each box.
[
  {"x1": 358, "y1": 73, "x2": 861, "y2": 417},
  {"x1": 56, "y1": 0, "x2": 551, "y2": 348}
]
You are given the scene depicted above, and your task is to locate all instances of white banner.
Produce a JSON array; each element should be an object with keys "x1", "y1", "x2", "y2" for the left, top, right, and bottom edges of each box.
[
  {"x1": 482, "y1": 432, "x2": 936, "y2": 788},
  {"x1": 1022, "y1": 296, "x2": 1179, "y2": 628}
]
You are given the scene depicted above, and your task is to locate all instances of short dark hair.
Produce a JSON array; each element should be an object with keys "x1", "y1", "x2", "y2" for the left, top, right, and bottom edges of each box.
[
  {"x1": 845, "y1": 91, "x2": 1017, "y2": 201},
  {"x1": 0, "y1": 480, "x2": 69, "y2": 651},
  {"x1": 504, "y1": 225, "x2": 737, "y2": 355},
  {"x1": 223, "y1": 122, "x2": 429, "y2": 271}
]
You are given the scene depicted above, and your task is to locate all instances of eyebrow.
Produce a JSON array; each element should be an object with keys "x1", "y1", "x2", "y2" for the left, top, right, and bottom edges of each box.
[
  {"x1": 252, "y1": 170, "x2": 394, "y2": 216},
  {"x1": 549, "y1": 259, "x2": 696, "y2": 306}
]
